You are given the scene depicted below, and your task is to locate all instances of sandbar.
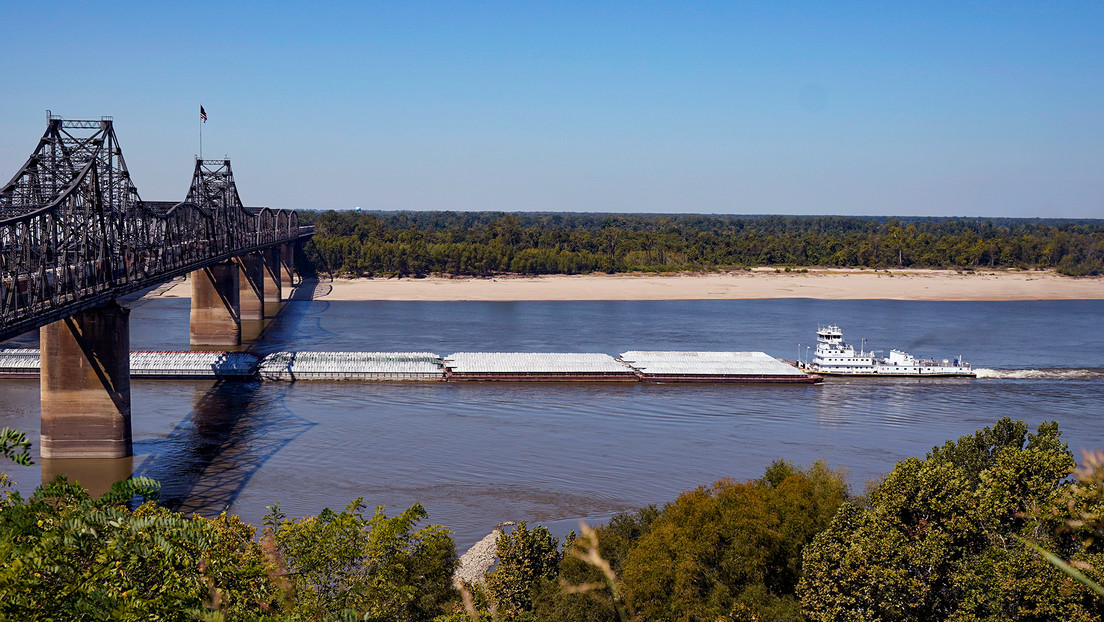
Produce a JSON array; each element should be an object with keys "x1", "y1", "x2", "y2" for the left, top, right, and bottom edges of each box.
[{"x1": 153, "y1": 269, "x2": 1103, "y2": 302}]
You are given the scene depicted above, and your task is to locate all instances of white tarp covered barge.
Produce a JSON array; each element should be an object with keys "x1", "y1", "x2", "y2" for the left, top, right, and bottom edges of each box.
[
  {"x1": 620, "y1": 351, "x2": 818, "y2": 383},
  {"x1": 0, "y1": 348, "x2": 40, "y2": 378},
  {"x1": 0, "y1": 349, "x2": 258, "y2": 379},
  {"x1": 443, "y1": 352, "x2": 638, "y2": 382},
  {"x1": 0, "y1": 349, "x2": 821, "y2": 383},
  {"x1": 258, "y1": 352, "x2": 443, "y2": 381}
]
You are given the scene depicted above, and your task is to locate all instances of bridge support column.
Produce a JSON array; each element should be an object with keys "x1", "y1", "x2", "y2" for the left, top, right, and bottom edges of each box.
[
  {"x1": 281, "y1": 243, "x2": 296, "y2": 292},
  {"x1": 40, "y1": 301, "x2": 132, "y2": 459},
  {"x1": 237, "y1": 254, "x2": 265, "y2": 321},
  {"x1": 190, "y1": 262, "x2": 240, "y2": 347},
  {"x1": 263, "y1": 247, "x2": 282, "y2": 317}
]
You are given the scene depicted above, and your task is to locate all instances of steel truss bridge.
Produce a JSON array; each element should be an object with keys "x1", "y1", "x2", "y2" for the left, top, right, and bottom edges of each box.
[{"x1": 0, "y1": 114, "x2": 311, "y2": 341}]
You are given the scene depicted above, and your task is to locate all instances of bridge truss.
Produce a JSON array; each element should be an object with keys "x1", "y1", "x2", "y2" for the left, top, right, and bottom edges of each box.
[{"x1": 0, "y1": 114, "x2": 308, "y2": 341}]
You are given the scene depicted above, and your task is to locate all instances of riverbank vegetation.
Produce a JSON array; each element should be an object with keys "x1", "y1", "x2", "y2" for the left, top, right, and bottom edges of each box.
[
  {"x1": 0, "y1": 419, "x2": 1101, "y2": 620},
  {"x1": 298, "y1": 212, "x2": 1104, "y2": 278}
]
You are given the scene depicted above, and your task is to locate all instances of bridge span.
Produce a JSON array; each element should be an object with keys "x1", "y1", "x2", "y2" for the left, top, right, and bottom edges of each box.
[{"x1": 0, "y1": 114, "x2": 312, "y2": 460}]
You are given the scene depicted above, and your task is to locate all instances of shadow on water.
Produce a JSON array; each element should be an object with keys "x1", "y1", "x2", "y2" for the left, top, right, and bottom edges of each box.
[
  {"x1": 250, "y1": 278, "x2": 337, "y2": 356},
  {"x1": 133, "y1": 278, "x2": 324, "y2": 515},
  {"x1": 133, "y1": 380, "x2": 314, "y2": 515}
]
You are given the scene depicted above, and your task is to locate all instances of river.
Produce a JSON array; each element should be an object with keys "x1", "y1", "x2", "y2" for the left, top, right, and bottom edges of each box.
[{"x1": 1, "y1": 297, "x2": 1102, "y2": 549}]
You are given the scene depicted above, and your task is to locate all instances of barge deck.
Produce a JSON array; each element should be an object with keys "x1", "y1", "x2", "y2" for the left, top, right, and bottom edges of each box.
[
  {"x1": 0, "y1": 349, "x2": 258, "y2": 379},
  {"x1": 1, "y1": 349, "x2": 822, "y2": 384},
  {"x1": 620, "y1": 351, "x2": 821, "y2": 384}
]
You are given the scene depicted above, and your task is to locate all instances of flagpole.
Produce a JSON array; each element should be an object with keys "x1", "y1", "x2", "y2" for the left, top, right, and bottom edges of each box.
[{"x1": 199, "y1": 104, "x2": 203, "y2": 160}]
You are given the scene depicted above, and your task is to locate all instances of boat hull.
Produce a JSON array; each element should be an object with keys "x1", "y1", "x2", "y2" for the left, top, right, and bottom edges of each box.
[{"x1": 813, "y1": 370, "x2": 975, "y2": 378}]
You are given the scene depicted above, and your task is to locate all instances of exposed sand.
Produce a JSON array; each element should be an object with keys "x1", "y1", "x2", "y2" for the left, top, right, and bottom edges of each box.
[{"x1": 155, "y1": 269, "x2": 1103, "y2": 301}]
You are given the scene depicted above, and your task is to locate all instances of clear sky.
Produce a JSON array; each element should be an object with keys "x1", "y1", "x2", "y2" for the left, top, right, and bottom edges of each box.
[{"x1": 0, "y1": 1, "x2": 1101, "y2": 217}]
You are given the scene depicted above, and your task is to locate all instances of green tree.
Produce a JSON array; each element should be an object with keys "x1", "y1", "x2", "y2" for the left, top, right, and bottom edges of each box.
[
  {"x1": 485, "y1": 521, "x2": 563, "y2": 618},
  {"x1": 297, "y1": 210, "x2": 1104, "y2": 277},
  {"x1": 799, "y1": 418, "x2": 1102, "y2": 621},
  {"x1": 614, "y1": 461, "x2": 847, "y2": 621},
  {"x1": 530, "y1": 508, "x2": 659, "y2": 622},
  {"x1": 265, "y1": 499, "x2": 457, "y2": 621},
  {"x1": 0, "y1": 476, "x2": 279, "y2": 621}
]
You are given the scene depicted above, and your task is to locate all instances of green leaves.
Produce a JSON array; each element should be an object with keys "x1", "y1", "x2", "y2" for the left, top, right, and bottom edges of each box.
[
  {"x1": 266, "y1": 499, "x2": 457, "y2": 621},
  {"x1": 485, "y1": 522, "x2": 562, "y2": 616},
  {"x1": 799, "y1": 418, "x2": 1098, "y2": 622},
  {"x1": 609, "y1": 461, "x2": 848, "y2": 622},
  {"x1": 0, "y1": 427, "x2": 32, "y2": 466},
  {"x1": 298, "y1": 210, "x2": 1104, "y2": 277},
  {"x1": 0, "y1": 477, "x2": 276, "y2": 620}
]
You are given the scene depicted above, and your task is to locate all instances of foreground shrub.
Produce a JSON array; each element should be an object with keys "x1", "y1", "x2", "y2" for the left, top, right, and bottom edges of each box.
[
  {"x1": 265, "y1": 499, "x2": 457, "y2": 621},
  {"x1": 619, "y1": 461, "x2": 847, "y2": 621},
  {"x1": 799, "y1": 417, "x2": 1104, "y2": 621},
  {"x1": 529, "y1": 461, "x2": 847, "y2": 622},
  {"x1": 485, "y1": 521, "x2": 563, "y2": 617},
  {"x1": 0, "y1": 477, "x2": 276, "y2": 620},
  {"x1": 0, "y1": 470, "x2": 457, "y2": 620}
]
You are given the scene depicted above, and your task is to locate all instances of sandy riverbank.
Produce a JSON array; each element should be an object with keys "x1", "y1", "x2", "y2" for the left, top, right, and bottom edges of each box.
[{"x1": 154, "y1": 268, "x2": 1103, "y2": 301}]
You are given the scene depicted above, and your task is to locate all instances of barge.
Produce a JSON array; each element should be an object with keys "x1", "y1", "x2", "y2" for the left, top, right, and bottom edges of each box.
[
  {"x1": 2, "y1": 348, "x2": 823, "y2": 384},
  {"x1": 258, "y1": 351, "x2": 444, "y2": 381},
  {"x1": 130, "y1": 351, "x2": 258, "y2": 378},
  {"x1": 620, "y1": 351, "x2": 821, "y2": 383},
  {"x1": 0, "y1": 349, "x2": 258, "y2": 379},
  {"x1": 0, "y1": 349, "x2": 40, "y2": 378},
  {"x1": 443, "y1": 352, "x2": 639, "y2": 382}
]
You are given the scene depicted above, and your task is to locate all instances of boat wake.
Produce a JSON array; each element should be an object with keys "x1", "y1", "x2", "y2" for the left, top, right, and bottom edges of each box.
[{"x1": 974, "y1": 368, "x2": 1104, "y2": 380}]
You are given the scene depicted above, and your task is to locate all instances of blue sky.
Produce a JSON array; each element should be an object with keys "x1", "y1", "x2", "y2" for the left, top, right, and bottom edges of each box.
[{"x1": 1, "y1": 1, "x2": 1101, "y2": 217}]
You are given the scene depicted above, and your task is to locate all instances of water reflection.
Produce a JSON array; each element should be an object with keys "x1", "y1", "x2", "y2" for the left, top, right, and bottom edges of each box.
[
  {"x1": 41, "y1": 457, "x2": 133, "y2": 496},
  {"x1": 134, "y1": 380, "x2": 314, "y2": 514}
]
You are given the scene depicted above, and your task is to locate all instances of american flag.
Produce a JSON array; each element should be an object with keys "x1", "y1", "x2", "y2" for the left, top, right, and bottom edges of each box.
[{"x1": 200, "y1": 106, "x2": 207, "y2": 123}]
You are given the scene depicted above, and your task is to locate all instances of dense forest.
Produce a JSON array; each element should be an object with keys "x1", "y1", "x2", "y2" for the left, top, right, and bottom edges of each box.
[
  {"x1": 297, "y1": 211, "x2": 1104, "y2": 278},
  {"x1": 1, "y1": 419, "x2": 1102, "y2": 621}
]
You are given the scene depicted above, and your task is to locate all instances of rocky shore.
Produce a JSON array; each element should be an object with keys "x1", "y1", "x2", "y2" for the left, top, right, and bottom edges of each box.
[{"x1": 453, "y1": 521, "x2": 515, "y2": 587}]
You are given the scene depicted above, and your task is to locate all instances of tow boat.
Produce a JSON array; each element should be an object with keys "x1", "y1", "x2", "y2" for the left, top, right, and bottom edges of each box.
[{"x1": 801, "y1": 325, "x2": 974, "y2": 377}]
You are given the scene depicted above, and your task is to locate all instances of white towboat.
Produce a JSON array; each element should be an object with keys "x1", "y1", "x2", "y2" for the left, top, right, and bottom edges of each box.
[{"x1": 801, "y1": 325, "x2": 974, "y2": 377}]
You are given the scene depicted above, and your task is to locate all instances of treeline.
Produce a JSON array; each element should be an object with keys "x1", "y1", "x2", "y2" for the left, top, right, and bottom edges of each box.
[
  {"x1": 297, "y1": 211, "x2": 1104, "y2": 277},
  {"x1": 1, "y1": 419, "x2": 1103, "y2": 620}
]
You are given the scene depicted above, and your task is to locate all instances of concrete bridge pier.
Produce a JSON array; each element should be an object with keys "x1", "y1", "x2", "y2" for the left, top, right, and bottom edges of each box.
[
  {"x1": 237, "y1": 254, "x2": 265, "y2": 322},
  {"x1": 263, "y1": 247, "x2": 282, "y2": 317},
  {"x1": 190, "y1": 261, "x2": 241, "y2": 347},
  {"x1": 40, "y1": 301, "x2": 132, "y2": 459}
]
